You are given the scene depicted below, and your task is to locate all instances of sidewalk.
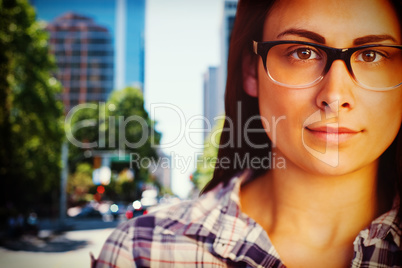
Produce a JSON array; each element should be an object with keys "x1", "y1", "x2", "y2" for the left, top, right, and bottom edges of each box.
[
  {"x1": 0, "y1": 217, "x2": 122, "y2": 252},
  {"x1": 0, "y1": 228, "x2": 116, "y2": 268},
  {"x1": 39, "y1": 217, "x2": 122, "y2": 232}
]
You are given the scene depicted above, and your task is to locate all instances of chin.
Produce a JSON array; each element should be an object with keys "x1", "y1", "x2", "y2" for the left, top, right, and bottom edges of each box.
[{"x1": 303, "y1": 156, "x2": 373, "y2": 178}]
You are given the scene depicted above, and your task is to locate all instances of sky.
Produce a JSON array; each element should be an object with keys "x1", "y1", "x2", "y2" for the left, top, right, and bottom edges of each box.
[
  {"x1": 32, "y1": 0, "x2": 224, "y2": 198},
  {"x1": 145, "y1": 0, "x2": 222, "y2": 197}
]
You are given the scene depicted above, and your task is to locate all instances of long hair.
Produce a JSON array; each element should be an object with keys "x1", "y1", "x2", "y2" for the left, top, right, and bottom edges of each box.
[
  {"x1": 202, "y1": 0, "x2": 275, "y2": 192},
  {"x1": 202, "y1": 0, "x2": 402, "y2": 217}
]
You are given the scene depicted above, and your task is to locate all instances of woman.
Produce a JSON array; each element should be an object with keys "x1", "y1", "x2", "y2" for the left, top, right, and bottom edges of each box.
[{"x1": 95, "y1": 0, "x2": 401, "y2": 267}]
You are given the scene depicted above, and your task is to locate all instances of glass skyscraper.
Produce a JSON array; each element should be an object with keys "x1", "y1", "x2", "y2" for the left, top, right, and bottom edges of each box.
[
  {"x1": 31, "y1": 0, "x2": 146, "y2": 93},
  {"x1": 203, "y1": 0, "x2": 238, "y2": 131},
  {"x1": 46, "y1": 13, "x2": 114, "y2": 112}
]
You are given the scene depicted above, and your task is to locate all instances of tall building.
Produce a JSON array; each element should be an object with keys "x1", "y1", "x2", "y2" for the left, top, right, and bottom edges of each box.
[
  {"x1": 46, "y1": 13, "x2": 114, "y2": 112},
  {"x1": 203, "y1": 0, "x2": 238, "y2": 134},
  {"x1": 31, "y1": 0, "x2": 171, "y2": 193},
  {"x1": 203, "y1": 67, "x2": 220, "y2": 139},
  {"x1": 31, "y1": 0, "x2": 146, "y2": 91},
  {"x1": 218, "y1": 0, "x2": 238, "y2": 98},
  {"x1": 115, "y1": 0, "x2": 146, "y2": 90}
]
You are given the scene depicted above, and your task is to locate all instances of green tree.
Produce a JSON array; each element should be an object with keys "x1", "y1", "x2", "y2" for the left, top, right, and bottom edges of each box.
[
  {"x1": 107, "y1": 87, "x2": 161, "y2": 199},
  {"x1": 0, "y1": 0, "x2": 64, "y2": 220},
  {"x1": 192, "y1": 118, "x2": 224, "y2": 190},
  {"x1": 66, "y1": 102, "x2": 99, "y2": 166},
  {"x1": 107, "y1": 87, "x2": 161, "y2": 162},
  {"x1": 66, "y1": 87, "x2": 162, "y2": 202},
  {"x1": 67, "y1": 163, "x2": 94, "y2": 207}
]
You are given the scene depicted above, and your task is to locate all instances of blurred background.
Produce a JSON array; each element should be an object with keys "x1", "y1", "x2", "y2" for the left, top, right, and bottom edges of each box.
[{"x1": 0, "y1": 0, "x2": 237, "y2": 266}]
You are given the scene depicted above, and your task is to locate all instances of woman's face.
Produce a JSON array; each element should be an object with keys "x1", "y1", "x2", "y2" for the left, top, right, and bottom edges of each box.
[{"x1": 257, "y1": 0, "x2": 402, "y2": 175}]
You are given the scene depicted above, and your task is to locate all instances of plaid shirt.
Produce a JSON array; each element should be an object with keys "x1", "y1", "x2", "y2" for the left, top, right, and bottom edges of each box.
[{"x1": 94, "y1": 171, "x2": 402, "y2": 267}]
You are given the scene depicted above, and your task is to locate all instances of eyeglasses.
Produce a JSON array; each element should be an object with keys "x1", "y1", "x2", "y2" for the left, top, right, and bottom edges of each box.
[{"x1": 253, "y1": 40, "x2": 402, "y2": 91}]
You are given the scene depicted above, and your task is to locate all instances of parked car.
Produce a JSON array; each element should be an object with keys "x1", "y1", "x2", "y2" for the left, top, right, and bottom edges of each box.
[{"x1": 125, "y1": 200, "x2": 146, "y2": 219}]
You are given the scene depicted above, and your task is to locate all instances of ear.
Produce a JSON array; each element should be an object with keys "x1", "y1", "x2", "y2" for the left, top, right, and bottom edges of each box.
[{"x1": 242, "y1": 52, "x2": 258, "y2": 97}]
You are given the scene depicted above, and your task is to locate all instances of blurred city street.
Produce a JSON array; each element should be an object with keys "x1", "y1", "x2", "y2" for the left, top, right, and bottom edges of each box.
[
  {"x1": 1, "y1": 1, "x2": 225, "y2": 267},
  {"x1": 0, "y1": 218, "x2": 121, "y2": 268}
]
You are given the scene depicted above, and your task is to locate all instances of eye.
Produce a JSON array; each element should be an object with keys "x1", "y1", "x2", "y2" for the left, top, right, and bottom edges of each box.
[
  {"x1": 356, "y1": 50, "x2": 385, "y2": 63},
  {"x1": 291, "y1": 47, "x2": 320, "y2": 60}
]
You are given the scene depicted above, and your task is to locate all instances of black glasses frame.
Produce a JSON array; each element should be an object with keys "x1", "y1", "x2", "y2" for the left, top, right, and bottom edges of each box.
[{"x1": 253, "y1": 40, "x2": 402, "y2": 90}]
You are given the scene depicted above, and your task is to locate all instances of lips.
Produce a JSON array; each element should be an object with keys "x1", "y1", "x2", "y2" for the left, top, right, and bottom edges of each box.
[
  {"x1": 305, "y1": 125, "x2": 361, "y2": 143},
  {"x1": 305, "y1": 126, "x2": 360, "y2": 134}
]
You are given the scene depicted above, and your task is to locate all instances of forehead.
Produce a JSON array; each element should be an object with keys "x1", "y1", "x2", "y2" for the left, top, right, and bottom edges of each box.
[{"x1": 263, "y1": 0, "x2": 401, "y2": 45}]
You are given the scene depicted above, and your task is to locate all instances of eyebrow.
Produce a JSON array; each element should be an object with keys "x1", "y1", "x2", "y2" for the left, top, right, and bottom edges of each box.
[
  {"x1": 353, "y1": 35, "x2": 397, "y2": 46},
  {"x1": 277, "y1": 29, "x2": 326, "y2": 44},
  {"x1": 277, "y1": 29, "x2": 398, "y2": 47}
]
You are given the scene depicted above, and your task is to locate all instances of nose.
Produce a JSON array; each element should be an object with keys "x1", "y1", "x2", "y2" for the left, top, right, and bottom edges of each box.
[{"x1": 315, "y1": 60, "x2": 356, "y2": 113}]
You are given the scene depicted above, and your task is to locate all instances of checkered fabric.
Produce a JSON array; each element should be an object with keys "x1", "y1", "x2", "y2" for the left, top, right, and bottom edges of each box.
[{"x1": 94, "y1": 171, "x2": 402, "y2": 267}]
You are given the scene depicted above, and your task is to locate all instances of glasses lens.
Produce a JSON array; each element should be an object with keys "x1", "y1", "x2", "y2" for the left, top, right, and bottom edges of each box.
[
  {"x1": 266, "y1": 43, "x2": 327, "y2": 86},
  {"x1": 351, "y1": 46, "x2": 402, "y2": 89}
]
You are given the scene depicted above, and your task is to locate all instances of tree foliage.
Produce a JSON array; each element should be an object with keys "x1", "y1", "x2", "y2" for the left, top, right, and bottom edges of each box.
[
  {"x1": 192, "y1": 118, "x2": 224, "y2": 191},
  {"x1": 107, "y1": 87, "x2": 161, "y2": 162},
  {"x1": 66, "y1": 87, "x2": 162, "y2": 202},
  {"x1": 0, "y1": 0, "x2": 64, "y2": 220},
  {"x1": 67, "y1": 163, "x2": 94, "y2": 206}
]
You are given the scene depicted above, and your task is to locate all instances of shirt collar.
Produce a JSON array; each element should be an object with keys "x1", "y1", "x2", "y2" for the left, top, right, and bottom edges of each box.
[
  {"x1": 222, "y1": 170, "x2": 402, "y2": 249},
  {"x1": 185, "y1": 169, "x2": 401, "y2": 265},
  {"x1": 357, "y1": 197, "x2": 401, "y2": 248},
  {"x1": 210, "y1": 170, "x2": 284, "y2": 267}
]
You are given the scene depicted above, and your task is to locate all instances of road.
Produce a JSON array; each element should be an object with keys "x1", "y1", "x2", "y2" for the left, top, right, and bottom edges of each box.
[{"x1": 0, "y1": 219, "x2": 122, "y2": 268}]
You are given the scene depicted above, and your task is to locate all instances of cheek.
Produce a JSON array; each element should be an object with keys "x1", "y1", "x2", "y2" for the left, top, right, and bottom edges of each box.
[
  {"x1": 368, "y1": 92, "x2": 402, "y2": 141},
  {"x1": 257, "y1": 75, "x2": 315, "y2": 145},
  {"x1": 257, "y1": 61, "x2": 316, "y2": 118},
  {"x1": 258, "y1": 65, "x2": 296, "y2": 120},
  {"x1": 363, "y1": 87, "x2": 401, "y2": 118}
]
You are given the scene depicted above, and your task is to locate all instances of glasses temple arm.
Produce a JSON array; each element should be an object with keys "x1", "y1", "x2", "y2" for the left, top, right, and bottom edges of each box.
[{"x1": 253, "y1": 41, "x2": 258, "y2": 55}]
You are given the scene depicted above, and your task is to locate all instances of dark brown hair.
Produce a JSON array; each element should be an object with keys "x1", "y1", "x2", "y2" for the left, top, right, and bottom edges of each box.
[{"x1": 202, "y1": 0, "x2": 402, "y2": 217}]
